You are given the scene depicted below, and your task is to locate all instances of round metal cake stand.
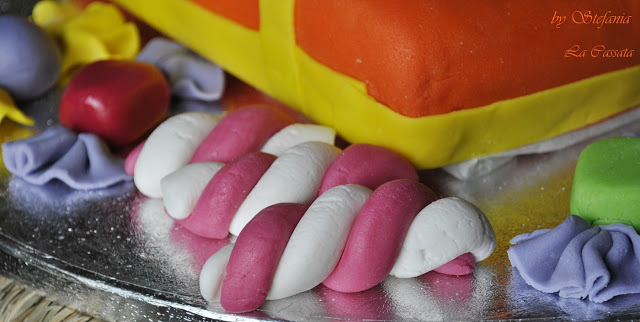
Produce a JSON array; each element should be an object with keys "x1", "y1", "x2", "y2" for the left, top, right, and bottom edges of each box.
[
  {"x1": 2, "y1": 1, "x2": 640, "y2": 320},
  {"x1": 1, "y1": 87, "x2": 639, "y2": 321}
]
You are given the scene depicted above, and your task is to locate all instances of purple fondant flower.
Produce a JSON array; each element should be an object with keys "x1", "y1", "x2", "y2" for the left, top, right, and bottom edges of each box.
[
  {"x1": 2, "y1": 126, "x2": 131, "y2": 190},
  {"x1": 137, "y1": 38, "x2": 225, "y2": 102},
  {"x1": 508, "y1": 215, "x2": 640, "y2": 303}
]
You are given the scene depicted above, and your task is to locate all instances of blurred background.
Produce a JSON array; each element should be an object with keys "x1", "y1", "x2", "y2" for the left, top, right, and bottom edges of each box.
[{"x1": 1, "y1": 0, "x2": 39, "y2": 16}]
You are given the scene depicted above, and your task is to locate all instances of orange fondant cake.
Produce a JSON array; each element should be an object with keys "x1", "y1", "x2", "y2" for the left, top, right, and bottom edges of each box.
[
  {"x1": 295, "y1": 0, "x2": 639, "y2": 117},
  {"x1": 110, "y1": 0, "x2": 640, "y2": 168}
]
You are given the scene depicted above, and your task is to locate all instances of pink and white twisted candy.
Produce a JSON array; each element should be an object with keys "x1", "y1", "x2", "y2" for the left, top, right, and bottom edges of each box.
[
  {"x1": 127, "y1": 106, "x2": 417, "y2": 238},
  {"x1": 125, "y1": 107, "x2": 496, "y2": 314},
  {"x1": 199, "y1": 180, "x2": 495, "y2": 313}
]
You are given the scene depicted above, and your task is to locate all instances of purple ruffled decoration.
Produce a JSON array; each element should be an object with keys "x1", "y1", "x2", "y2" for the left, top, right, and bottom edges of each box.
[
  {"x1": 136, "y1": 38, "x2": 225, "y2": 102},
  {"x1": 508, "y1": 215, "x2": 640, "y2": 303},
  {"x1": 509, "y1": 265, "x2": 640, "y2": 319},
  {"x1": 2, "y1": 126, "x2": 132, "y2": 190}
]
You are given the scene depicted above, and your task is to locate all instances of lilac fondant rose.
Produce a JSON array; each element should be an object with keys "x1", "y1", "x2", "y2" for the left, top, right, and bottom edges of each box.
[
  {"x1": 2, "y1": 126, "x2": 131, "y2": 190},
  {"x1": 508, "y1": 215, "x2": 640, "y2": 303},
  {"x1": 137, "y1": 38, "x2": 225, "y2": 102}
]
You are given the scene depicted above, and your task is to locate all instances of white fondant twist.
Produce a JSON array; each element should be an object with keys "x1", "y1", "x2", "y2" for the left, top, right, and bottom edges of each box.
[
  {"x1": 159, "y1": 141, "x2": 341, "y2": 236},
  {"x1": 134, "y1": 112, "x2": 336, "y2": 199},
  {"x1": 160, "y1": 162, "x2": 224, "y2": 220},
  {"x1": 228, "y1": 141, "x2": 341, "y2": 235},
  {"x1": 131, "y1": 112, "x2": 496, "y2": 304},
  {"x1": 391, "y1": 197, "x2": 496, "y2": 278},
  {"x1": 200, "y1": 188, "x2": 496, "y2": 302},
  {"x1": 134, "y1": 112, "x2": 219, "y2": 198}
]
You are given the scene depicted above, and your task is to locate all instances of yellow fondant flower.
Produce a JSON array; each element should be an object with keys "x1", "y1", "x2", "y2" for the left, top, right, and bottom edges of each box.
[
  {"x1": 32, "y1": 1, "x2": 140, "y2": 81},
  {"x1": 0, "y1": 89, "x2": 35, "y2": 174},
  {"x1": 31, "y1": 0, "x2": 79, "y2": 35},
  {"x1": 0, "y1": 89, "x2": 34, "y2": 126}
]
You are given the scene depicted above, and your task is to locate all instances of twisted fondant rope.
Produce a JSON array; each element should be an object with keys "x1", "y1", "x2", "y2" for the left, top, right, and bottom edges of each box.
[{"x1": 127, "y1": 107, "x2": 496, "y2": 313}]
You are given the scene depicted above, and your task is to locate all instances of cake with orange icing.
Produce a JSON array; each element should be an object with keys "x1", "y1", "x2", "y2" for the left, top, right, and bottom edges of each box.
[
  {"x1": 108, "y1": 0, "x2": 640, "y2": 169},
  {"x1": 2, "y1": 0, "x2": 638, "y2": 316}
]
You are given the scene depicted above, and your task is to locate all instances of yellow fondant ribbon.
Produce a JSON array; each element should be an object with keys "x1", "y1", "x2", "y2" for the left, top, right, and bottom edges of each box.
[{"x1": 32, "y1": 1, "x2": 140, "y2": 83}]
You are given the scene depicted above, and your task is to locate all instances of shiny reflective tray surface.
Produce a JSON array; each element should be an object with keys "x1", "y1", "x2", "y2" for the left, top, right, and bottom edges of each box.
[
  {"x1": 1, "y1": 87, "x2": 640, "y2": 321},
  {"x1": 3, "y1": 2, "x2": 640, "y2": 319}
]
